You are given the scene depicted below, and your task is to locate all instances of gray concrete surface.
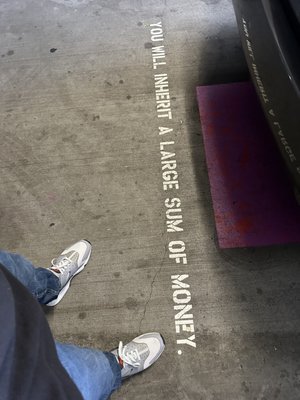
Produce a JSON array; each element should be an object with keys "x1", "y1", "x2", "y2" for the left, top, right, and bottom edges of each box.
[{"x1": 1, "y1": 0, "x2": 300, "y2": 399}]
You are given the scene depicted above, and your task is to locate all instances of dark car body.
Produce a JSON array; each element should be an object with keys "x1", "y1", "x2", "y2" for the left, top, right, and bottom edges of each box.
[{"x1": 232, "y1": 0, "x2": 300, "y2": 194}]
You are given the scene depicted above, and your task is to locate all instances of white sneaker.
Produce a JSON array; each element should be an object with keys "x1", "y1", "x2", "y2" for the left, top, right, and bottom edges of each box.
[
  {"x1": 46, "y1": 239, "x2": 92, "y2": 306},
  {"x1": 111, "y1": 332, "x2": 165, "y2": 379}
]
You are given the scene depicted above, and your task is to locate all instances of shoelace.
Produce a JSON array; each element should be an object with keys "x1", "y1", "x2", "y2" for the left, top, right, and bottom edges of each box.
[
  {"x1": 118, "y1": 341, "x2": 141, "y2": 368},
  {"x1": 51, "y1": 256, "x2": 73, "y2": 273}
]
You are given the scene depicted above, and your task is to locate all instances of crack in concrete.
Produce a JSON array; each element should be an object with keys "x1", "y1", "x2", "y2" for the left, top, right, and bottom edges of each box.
[{"x1": 138, "y1": 244, "x2": 168, "y2": 333}]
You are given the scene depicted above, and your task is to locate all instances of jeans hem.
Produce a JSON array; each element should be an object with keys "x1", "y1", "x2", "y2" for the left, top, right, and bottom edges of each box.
[{"x1": 103, "y1": 351, "x2": 122, "y2": 392}]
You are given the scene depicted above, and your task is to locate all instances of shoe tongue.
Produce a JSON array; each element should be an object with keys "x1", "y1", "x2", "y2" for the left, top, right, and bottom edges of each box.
[
  {"x1": 125, "y1": 342, "x2": 147, "y2": 356},
  {"x1": 63, "y1": 251, "x2": 78, "y2": 263}
]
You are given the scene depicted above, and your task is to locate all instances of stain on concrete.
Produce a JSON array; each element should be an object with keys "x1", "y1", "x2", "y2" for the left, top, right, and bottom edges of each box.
[
  {"x1": 256, "y1": 288, "x2": 263, "y2": 295},
  {"x1": 20, "y1": 159, "x2": 29, "y2": 166},
  {"x1": 71, "y1": 197, "x2": 84, "y2": 206},
  {"x1": 240, "y1": 294, "x2": 247, "y2": 302},
  {"x1": 36, "y1": 129, "x2": 49, "y2": 141},
  {"x1": 126, "y1": 95, "x2": 131, "y2": 100},
  {"x1": 144, "y1": 42, "x2": 152, "y2": 49},
  {"x1": 280, "y1": 369, "x2": 289, "y2": 378},
  {"x1": 49, "y1": 222, "x2": 55, "y2": 227},
  {"x1": 7, "y1": 50, "x2": 14, "y2": 56},
  {"x1": 105, "y1": 80, "x2": 112, "y2": 86},
  {"x1": 113, "y1": 272, "x2": 120, "y2": 278},
  {"x1": 242, "y1": 381, "x2": 250, "y2": 393},
  {"x1": 129, "y1": 259, "x2": 150, "y2": 271},
  {"x1": 118, "y1": 250, "x2": 123, "y2": 255},
  {"x1": 62, "y1": 134, "x2": 77, "y2": 142},
  {"x1": 119, "y1": 79, "x2": 124, "y2": 84},
  {"x1": 50, "y1": 48, "x2": 57, "y2": 53},
  {"x1": 78, "y1": 312, "x2": 87, "y2": 320},
  {"x1": 92, "y1": 115, "x2": 100, "y2": 121},
  {"x1": 125, "y1": 297, "x2": 138, "y2": 310},
  {"x1": 18, "y1": 36, "x2": 22, "y2": 40},
  {"x1": 137, "y1": 21, "x2": 143, "y2": 26},
  {"x1": 92, "y1": 214, "x2": 103, "y2": 220}
]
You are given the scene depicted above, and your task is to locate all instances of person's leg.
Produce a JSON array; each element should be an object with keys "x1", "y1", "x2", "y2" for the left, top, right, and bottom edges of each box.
[
  {"x1": 55, "y1": 332, "x2": 165, "y2": 400},
  {"x1": 0, "y1": 240, "x2": 92, "y2": 305},
  {"x1": 0, "y1": 251, "x2": 60, "y2": 304},
  {"x1": 55, "y1": 342, "x2": 121, "y2": 400}
]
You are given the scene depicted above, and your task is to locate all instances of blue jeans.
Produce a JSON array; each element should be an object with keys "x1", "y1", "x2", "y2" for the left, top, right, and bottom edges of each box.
[{"x1": 0, "y1": 251, "x2": 121, "y2": 400}]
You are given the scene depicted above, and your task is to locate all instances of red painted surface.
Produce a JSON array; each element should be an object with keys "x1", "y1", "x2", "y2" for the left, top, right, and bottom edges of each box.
[{"x1": 197, "y1": 82, "x2": 300, "y2": 248}]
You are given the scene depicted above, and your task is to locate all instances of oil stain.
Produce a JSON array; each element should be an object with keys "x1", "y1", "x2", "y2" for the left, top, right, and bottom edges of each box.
[
  {"x1": 62, "y1": 134, "x2": 77, "y2": 143},
  {"x1": 78, "y1": 312, "x2": 87, "y2": 320},
  {"x1": 92, "y1": 215, "x2": 103, "y2": 220},
  {"x1": 125, "y1": 297, "x2": 138, "y2": 310}
]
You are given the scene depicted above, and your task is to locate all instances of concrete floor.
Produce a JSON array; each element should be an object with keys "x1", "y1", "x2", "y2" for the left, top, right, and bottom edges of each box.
[{"x1": 1, "y1": 0, "x2": 300, "y2": 399}]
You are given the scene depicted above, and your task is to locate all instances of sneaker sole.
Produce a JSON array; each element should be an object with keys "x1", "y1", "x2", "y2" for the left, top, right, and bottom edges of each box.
[{"x1": 46, "y1": 250, "x2": 91, "y2": 306}]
